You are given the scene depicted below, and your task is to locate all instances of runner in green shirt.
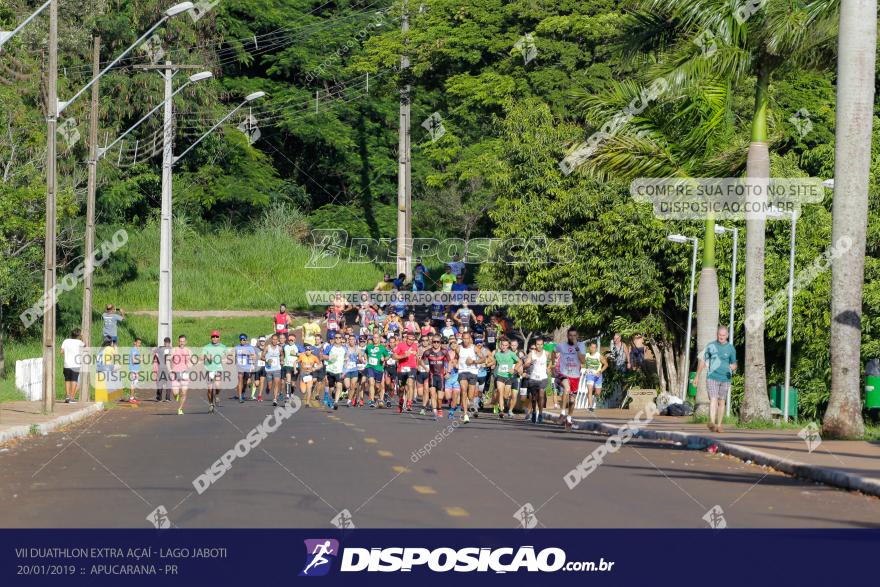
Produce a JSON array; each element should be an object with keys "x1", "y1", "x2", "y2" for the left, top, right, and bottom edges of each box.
[
  {"x1": 365, "y1": 334, "x2": 390, "y2": 407},
  {"x1": 202, "y1": 330, "x2": 229, "y2": 413},
  {"x1": 492, "y1": 338, "x2": 521, "y2": 418}
]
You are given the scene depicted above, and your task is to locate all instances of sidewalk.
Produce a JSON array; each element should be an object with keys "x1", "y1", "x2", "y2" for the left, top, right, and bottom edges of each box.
[
  {"x1": 0, "y1": 401, "x2": 104, "y2": 444},
  {"x1": 546, "y1": 407, "x2": 880, "y2": 497}
]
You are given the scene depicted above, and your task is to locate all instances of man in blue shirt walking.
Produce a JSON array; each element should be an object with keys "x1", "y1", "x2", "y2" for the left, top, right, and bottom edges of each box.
[{"x1": 693, "y1": 326, "x2": 737, "y2": 433}]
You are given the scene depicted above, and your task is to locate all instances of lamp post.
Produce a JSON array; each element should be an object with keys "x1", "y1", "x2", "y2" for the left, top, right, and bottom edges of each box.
[
  {"x1": 668, "y1": 234, "x2": 699, "y2": 399},
  {"x1": 153, "y1": 90, "x2": 265, "y2": 344},
  {"x1": 714, "y1": 223, "x2": 739, "y2": 416}
]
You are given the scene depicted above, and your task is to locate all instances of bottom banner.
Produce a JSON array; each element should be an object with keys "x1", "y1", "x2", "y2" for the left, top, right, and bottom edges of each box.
[{"x1": 2, "y1": 529, "x2": 877, "y2": 585}]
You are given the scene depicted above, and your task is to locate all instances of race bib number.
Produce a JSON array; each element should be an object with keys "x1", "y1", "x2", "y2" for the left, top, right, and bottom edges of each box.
[
  {"x1": 487, "y1": 335, "x2": 496, "y2": 343},
  {"x1": 368, "y1": 357, "x2": 379, "y2": 366},
  {"x1": 346, "y1": 361, "x2": 357, "y2": 371},
  {"x1": 498, "y1": 364, "x2": 510, "y2": 375},
  {"x1": 328, "y1": 320, "x2": 338, "y2": 330},
  {"x1": 237, "y1": 356, "x2": 248, "y2": 367},
  {"x1": 401, "y1": 367, "x2": 411, "y2": 373},
  {"x1": 357, "y1": 363, "x2": 366, "y2": 370},
  {"x1": 276, "y1": 322, "x2": 286, "y2": 331},
  {"x1": 302, "y1": 375, "x2": 313, "y2": 383}
]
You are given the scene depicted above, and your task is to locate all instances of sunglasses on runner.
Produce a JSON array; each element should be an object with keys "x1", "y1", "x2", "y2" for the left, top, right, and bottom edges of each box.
[{"x1": 432, "y1": 339, "x2": 441, "y2": 344}]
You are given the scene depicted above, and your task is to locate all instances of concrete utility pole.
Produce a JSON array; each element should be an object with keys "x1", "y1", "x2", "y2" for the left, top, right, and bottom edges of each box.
[
  {"x1": 396, "y1": 0, "x2": 412, "y2": 281},
  {"x1": 42, "y1": 0, "x2": 58, "y2": 413},
  {"x1": 80, "y1": 35, "x2": 100, "y2": 401},
  {"x1": 135, "y1": 62, "x2": 201, "y2": 345}
]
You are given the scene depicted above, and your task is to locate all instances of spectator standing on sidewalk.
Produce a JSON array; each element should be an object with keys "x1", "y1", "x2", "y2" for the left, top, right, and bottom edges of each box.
[{"x1": 60, "y1": 329, "x2": 85, "y2": 403}]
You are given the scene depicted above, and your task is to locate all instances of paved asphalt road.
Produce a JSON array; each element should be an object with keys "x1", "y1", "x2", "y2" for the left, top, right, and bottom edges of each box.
[{"x1": 1, "y1": 396, "x2": 879, "y2": 528}]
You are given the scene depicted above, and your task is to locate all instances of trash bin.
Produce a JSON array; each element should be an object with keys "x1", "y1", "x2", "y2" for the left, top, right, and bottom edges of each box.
[
  {"x1": 866, "y1": 359, "x2": 880, "y2": 409},
  {"x1": 769, "y1": 384, "x2": 798, "y2": 419},
  {"x1": 688, "y1": 371, "x2": 697, "y2": 398}
]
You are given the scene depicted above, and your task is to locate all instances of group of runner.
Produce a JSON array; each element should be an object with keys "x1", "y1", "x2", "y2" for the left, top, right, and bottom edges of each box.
[{"x1": 159, "y1": 302, "x2": 609, "y2": 429}]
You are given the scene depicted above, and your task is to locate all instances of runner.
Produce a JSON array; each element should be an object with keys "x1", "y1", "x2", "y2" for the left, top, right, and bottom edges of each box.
[
  {"x1": 170, "y1": 335, "x2": 192, "y2": 415},
  {"x1": 492, "y1": 338, "x2": 520, "y2": 419},
  {"x1": 234, "y1": 334, "x2": 256, "y2": 403},
  {"x1": 385, "y1": 312, "x2": 402, "y2": 338},
  {"x1": 323, "y1": 333, "x2": 347, "y2": 410},
  {"x1": 455, "y1": 332, "x2": 481, "y2": 423},
  {"x1": 298, "y1": 345, "x2": 321, "y2": 407},
  {"x1": 154, "y1": 337, "x2": 173, "y2": 402},
  {"x1": 413, "y1": 257, "x2": 428, "y2": 291},
  {"x1": 422, "y1": 335, "x2": 449, "y2": 419},
  {"x1": 484, "y1": 315, "x2": 499, "y2": 351},
  {"x1": 356, "y1": 302, "x2": 376, "y2": 337},
  {"x1": 510, "y1": 339, "x2": 528, "y2": 420},
  {"x1": 430, "y1": 301, "x2": 446, "y2": 330},
  {"x1": 444, "y1": 368, "x2": 460, "y2": 418},
  {"x1": 404, "y1": 312, "x2": 420, "y2": 336},
  {"x1": 274, "y1": 303, "x2": 291, "y2": 337},
  {"x1": 392, "y1": 332, "x2": 419, "y2": 413},
  {"x1": 693, "y1": 325, "x2": 737, "y2": 433},
  {"x1": 282, "y1": 333, "x2": 302, "y2": 403},
  {"x1": 583, "y1": 340, "x2": 608, "y2": 412},
  {"x1": 365, "y1": 333, "x2": 389, "y2": 407},
  {"x1": 326, "y1": 305, "x2": 344, "y2": 341},
  {"x1": 60, "y1": 329, "x2": 84, "y2": 404},
  {"x1": 420, "y1": 317, "x2": 434, "y2": 338},
  {"x1": 343, "y1": 334, "x2": 363, "y2": 407},
  {"x1": 201, "y1": 330, "x2": 228, "y2": 413},
  {"x1": 302, "y1": 313, "x2": 321, "y2": 347},
  {"x1": 125, "y1": 337, "x2": 142, "y2": 404},
  {"x1": 454, "y1": 302, "x2": 473, "y2": 332},
  {"x1": 262, "y1": 334, "x2": 284, "y2": 407},
  {"x1": 440, "y1": 317, "x2": 458, "y2": 341},
  {"x1": 415, "y1": 336, "x2": 431, "y2": 414},
  {"x1": 253, "y1": 336, "x2": 267, "y2": 401},
  {"x1": 356, "y1": 335, "x2": 369, "y2": 402},
  {"x1": 523, "y1": 335, "x2": 549, "y2": 423},
  {"x1": 312, "y1": 334, "x2": 328, "y2": 405},
  {"x1": 554, "y1": 327, "x2": 586, "y2": 428}
]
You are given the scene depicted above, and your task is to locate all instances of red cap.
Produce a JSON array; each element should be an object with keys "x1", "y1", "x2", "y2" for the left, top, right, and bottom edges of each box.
[{"x1": 211, "y1": 330, "x2": 220, "y2": 337}]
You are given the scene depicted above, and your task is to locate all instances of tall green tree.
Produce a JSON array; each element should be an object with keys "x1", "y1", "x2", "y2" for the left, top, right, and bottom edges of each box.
[{"x1": 825, "y1": 0, "x2": 875, "y2": 438}]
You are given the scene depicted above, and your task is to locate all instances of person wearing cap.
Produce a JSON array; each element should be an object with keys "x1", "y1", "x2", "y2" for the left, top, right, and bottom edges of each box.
[
  {"x1": 234, "y1": 334, "x2": 256, "y2": 403},
  {"x1": 202, "y1": 330, "x2": 228, "y2": 413}
]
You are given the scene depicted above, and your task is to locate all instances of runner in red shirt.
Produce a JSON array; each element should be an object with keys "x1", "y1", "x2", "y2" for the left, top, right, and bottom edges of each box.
[
  {"x1": 274, "y1": 303, "x2": 291, "y2": 336},
  {"x1": 392, "y1": 332, "x2": 419, "y2": 414}
]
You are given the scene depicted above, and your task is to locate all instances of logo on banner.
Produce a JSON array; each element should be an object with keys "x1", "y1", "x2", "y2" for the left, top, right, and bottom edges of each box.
[{"x1": 300, "y1": 539, "x2": 340, "y2": 576}]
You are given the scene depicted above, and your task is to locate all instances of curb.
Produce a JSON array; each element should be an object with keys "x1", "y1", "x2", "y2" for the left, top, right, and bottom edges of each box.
[
  {"x1": 562, "y1": 415, "x2": 880, "y2": 498},
  {"x1": 0, "y1": 403, "x2": 105, "y2": 445}
]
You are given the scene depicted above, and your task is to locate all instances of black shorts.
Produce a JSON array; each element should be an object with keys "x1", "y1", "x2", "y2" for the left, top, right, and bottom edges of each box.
[
  {"x1": 256, "y1": 367, "x2": 266, "y2": 378},
  {"x1": 238, "y1": 371, "x2": 252, "y2": 386},
  {"x1": 416, "y1": 371, "x2": 430, "y2": 383},
  {"x1": 282, "y1": 366, "x2": 295, "y2": 378},
  {"x1": 313, "y1": 368, "x2": 326, "y2": 381},
  {"x1": 327, "y1": 372, "x2": 344, "y2": 387},
  {"x1": 495, "y1": 375, "x2": 517, "y2": 387},
  {"x1": 459, "y1": 372, "x2": 477, "y2": 385},
  {"x1": 385, "y1": 365, "x2": 397, "y2": 379},
  {"x1": 397, "y1": 370, "x2": 414, "y2": 384},
  {"x1": 527, "y1": 379, "x2": 547, "y2": 396},
  {"x1": 63, "y1": 368, "x2": 80, "y2": 382},
  {"x1": 430, "y1": 374, "x2": 445, "y2": 390}
]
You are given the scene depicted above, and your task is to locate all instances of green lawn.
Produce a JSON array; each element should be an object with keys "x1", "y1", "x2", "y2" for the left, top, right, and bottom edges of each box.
[{"x1": 100, "y1": 221, "x2": 383, "y2": 311}]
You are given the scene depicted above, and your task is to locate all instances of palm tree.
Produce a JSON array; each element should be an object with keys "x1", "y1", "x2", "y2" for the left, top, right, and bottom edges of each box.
[
  {"x1": 825, "y1": 0, "x2": 875, "y2": 438},
  {"x1": 571, "y1": 79, "x2": 731, "y2": 415},
  {"x1": 589, "y1": 0, "x2": 839, "y2": 422}
]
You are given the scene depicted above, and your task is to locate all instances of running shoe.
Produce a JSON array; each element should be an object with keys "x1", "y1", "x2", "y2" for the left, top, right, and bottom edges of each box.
[
  {"x1": 462, "y1": 413, "x2": 470, "y2": 423},
  {"x1": 537, "y1": 413, "x2": 544, "y2": 424},
  {"x1": 397, "y1": 403, "x2": 403, "y2": 414},
  {"x1": 407, "y1": 401, "x2": 413, "y2": 412},
  {"x1": 507, "y1": 410, "x2": 514, "y2": 419},
  {"x1": 438, "y1": 408, "x2": 443, "y2": 417},
  {"x1": 333, "y1": 403, "x2": 338, "y2": 410},
  {"x1": 177, "y1": 408, "x2": 184, "y2": 415},
  {"x1": 530, "y1": 412, "x2": 537, "y2": 424},
  {"x1": 419, "y1": 408, "x2": 426, "y2": 416},
  {"x1": 239, "y1": 396, "x2": 244, "y2": 404},
  {"x1": 272, "y1": 400, "x2": 278, "y2": 407},
  {"x1": 493, "y1": 405, "x2": 499, "y2": 415},
  {"x1": 359, "y1": 399, "x2": 365, "y2": 407},
  {"x1": 257, "y1": 394, "x2": 263, "y2": 402},
  {"x1": 368, "y1": 400, "x2": 376, "y2": 408},
  {"x1": 65, "y1": 398, "x2": 70, "y2": 404},
  {"x1": 347, "y1": 399, "x2": 353, "y2": 407},
  {"x1": 209, "y1": 404, "x2": 215, "y2": 414}
]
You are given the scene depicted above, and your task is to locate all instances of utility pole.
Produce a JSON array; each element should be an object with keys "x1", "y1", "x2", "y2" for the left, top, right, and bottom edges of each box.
[
  {"x1": 42, "y1": 0, "x2": 57, "y2": 413},
  {"x1": 134, "y1": 62, "x2": 202, "y2": 345},
  {"x1": 396, "y1": 0, "x2": 412, "y2": 281},
  {"x1": 80, "y1": 35, "x2": 100, "y2": 401}
]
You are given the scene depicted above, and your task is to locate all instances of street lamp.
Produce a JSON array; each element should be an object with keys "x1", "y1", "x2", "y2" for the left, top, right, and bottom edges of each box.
[
  {"x1": 714, "y1": 223, "x2": 739, "y2": 417},
  {"x1": 766, "y1": 205, "x2": 797, "y2": 422},
  {"x1": 0, "y1": 1, "x2": 194, "y2": 412},
  {"x1": 97, "y1": 71, "x2": 213, "y2": 159},
  {"x1": 668, "y1": 234, "x2": 699, "y2": 399},
  {"x1": 152, "y1": 90, "x2": 266, "y2": 344}
]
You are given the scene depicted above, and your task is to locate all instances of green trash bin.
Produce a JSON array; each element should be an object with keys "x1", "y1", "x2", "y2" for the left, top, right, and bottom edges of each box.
[
  {"x1": 688, "y1": 371, "x2": 697, "y2": 398},
  {"x1": 866, "y1": 376, "x2": 880, "y2": 409},
  {"x1": 769, "y1": 384, "x2": 798, "y2": 419}
]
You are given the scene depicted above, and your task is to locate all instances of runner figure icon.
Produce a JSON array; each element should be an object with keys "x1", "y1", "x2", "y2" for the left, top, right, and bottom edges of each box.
[{"x1": 300, "y1": 539, "x2": 340, "y2": 576}]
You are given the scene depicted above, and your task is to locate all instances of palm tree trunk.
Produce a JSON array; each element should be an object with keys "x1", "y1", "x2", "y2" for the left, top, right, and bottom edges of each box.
[
  {"x1": 824, "y1": 0, "x2": 875, "y2": 438},
  {"x1": 694, "y1": 216, "x2": 719, "y2": 416},
  {"x1": 663, "y1": 342, "x2": 680, "y2": 399},
  {"x1": 741, "y1": 68, "x2": 772, "y2": 422},
  {"x1": 649, "y1": 341, "x2": 667, "y2": 393}
]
